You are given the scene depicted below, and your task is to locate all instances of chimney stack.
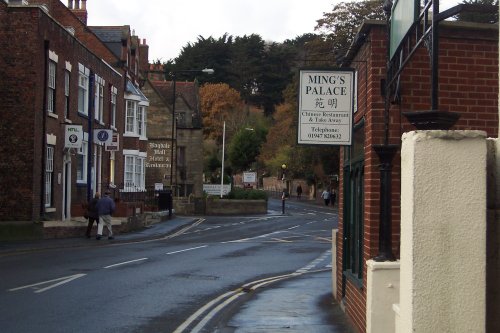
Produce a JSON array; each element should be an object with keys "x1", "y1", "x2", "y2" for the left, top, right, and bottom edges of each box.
[
  {"x1": 138, "y1": 38, "x2": 150, "y2": 73},
  {"x1": 69, "y1": 0, "x2": 88, "y2": 25}
]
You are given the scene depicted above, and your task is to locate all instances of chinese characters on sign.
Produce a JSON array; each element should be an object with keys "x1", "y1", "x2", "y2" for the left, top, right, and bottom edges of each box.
[{"x1": 298, "y1": 69, "x2": 354, "y2": 145}]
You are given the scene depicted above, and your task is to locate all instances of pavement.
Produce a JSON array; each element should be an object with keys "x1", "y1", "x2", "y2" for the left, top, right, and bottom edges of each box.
[{"x1": 0, "y1": 199, "x2": 355, "y2": 333}]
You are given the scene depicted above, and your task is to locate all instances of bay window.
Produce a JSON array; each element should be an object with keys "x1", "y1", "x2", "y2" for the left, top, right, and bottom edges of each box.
[{"x1": 123, "y1": 151, "x2": 146, "y2": 192}]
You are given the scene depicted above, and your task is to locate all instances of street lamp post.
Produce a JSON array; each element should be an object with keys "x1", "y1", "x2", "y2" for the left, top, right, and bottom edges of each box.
[
  {"x1": 168, "y1": 68, "x2": 214, "y2": 196},
  {"x1": 281, "y1": 163, "x2": 287, "y2": 214},
  {"x1": 220, "y1": 121, "x2": 226, "y2": 198}
]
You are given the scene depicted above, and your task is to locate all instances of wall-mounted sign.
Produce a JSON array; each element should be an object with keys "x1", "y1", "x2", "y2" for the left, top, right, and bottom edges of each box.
[
  {"x1": 298, "y1": 69, "x2": 355, "y2": 146},
  {"x1": 94, "y1": 129, "x2": 113, "y2": 145},
  {"x1": 64, "y1": 125, "x2": 83, "y2": 149},
  {"x1": 145, "y1": 141, "x2": 170, "y2": 168},
  {"x1": 105, "y1": 133, "x2": 119, "y2": 151}
]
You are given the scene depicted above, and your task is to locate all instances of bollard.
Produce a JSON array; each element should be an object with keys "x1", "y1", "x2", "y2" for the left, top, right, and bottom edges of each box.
[{"x1": 281, "y1": 190, "x2": 286, "y2": 214}]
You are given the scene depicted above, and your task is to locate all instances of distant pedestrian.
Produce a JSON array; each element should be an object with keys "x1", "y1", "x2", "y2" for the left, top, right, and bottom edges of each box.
[
  {"x1": 85, "y1": 192, "x2": 100, "y2": 238},
  {"x1": 321, "y1": 189, "x2": 330, "y2": 206},
  {"x1": 330, "y1": 188, "x2": 337, "y2": 208},
  {"x1": 96, "y1": 190, "x2": 115, "y2": 240},
  {"x1": 296, "y1": 184, "x2": 303, "y2": 200}
]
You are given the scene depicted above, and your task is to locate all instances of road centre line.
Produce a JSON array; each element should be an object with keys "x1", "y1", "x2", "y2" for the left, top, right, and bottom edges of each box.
[
  {"x1": 166, "y1": 245, "x2": 208, "y2": 255},
  {"x1": 104, "y1": 258, "x2": 148, "y2": 269}
]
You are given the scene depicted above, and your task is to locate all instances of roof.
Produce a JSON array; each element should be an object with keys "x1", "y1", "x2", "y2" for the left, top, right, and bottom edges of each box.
[
  {"x1": 89, "y1": 25, "x2": 130, "y2": 59},
  {"x1": 126, "y1": 80, "x2": 149, "y2": 103},
  {"x1": 150, "y1": 80, "x2": 198, "y2": 109}
]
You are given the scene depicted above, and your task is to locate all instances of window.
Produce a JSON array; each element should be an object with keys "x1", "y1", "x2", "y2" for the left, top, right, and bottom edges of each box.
[
  {"x1": 342, "y1": 123, "x2": 365, "y2": 285},
  {"x1": 77, "y1": 140, "x2": 88, "y2": 183},
  {"x1": 78, "y1": 71, "x2": 89, "y2": 115},
  {"x1": 45, "y1": 146, "x2": 54, "y2": 207},
  {"x1": 126, "y1": 100, "x2": 136, "y2": 133},
  {"x1": 110, "y1": 87, "x2": 117, "y2": 128},
  {"x1": 125, "y1": 100, "x2": 147, "y2": 137},
  {"x1": 137, "y1": 106, "x2": 145, "y2": 136},
  {"x1": 134, "y1": 157, "x2": 144, "y2": 190},
  {"x1": 64, "y1": 70, "x2": 70, "y2": 119},
  {"x1": 47, "y1": 61, "x2": 56, "y2": 114},
  {"x1": 124, "y1": 156, "x2": 134, "y2": 190},
  {"x1": 95, "y1": 76, "x2": 104, "y2": 122},
  {"x1": 123, "y1": 153, "x2": 146, "y2": 192}
]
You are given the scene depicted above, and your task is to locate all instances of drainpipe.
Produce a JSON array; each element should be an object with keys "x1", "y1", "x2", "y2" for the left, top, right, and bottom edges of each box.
[
  {"x1": 87, "y1": 71, "x2": 94, "y2": 202},
  {"x1": 40, "y1": 40, "x2": 49, "y2": 219},
  {"x1": 373, "y1": 0, "x2": 397, "y2": 262}
]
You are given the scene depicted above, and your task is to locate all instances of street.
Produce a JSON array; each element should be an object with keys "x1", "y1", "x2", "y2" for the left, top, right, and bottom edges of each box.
[{"x1": 0, "y1": 199, "x2": 337, "y2": 333}]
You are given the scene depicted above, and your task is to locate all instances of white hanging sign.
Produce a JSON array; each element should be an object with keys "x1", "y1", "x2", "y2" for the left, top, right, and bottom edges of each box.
[
  {"x1": 298, "y1": 69, "x2": 355, "y2": 146},
  {"x1": 64, "y1": 125, "x2": 83, "y2": 149}
]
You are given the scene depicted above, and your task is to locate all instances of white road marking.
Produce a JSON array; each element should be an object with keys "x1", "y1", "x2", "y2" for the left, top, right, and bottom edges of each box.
[
  {"x1": 189, "y1": 292, "x2": 246, "y2": 333},
  {"x1": 9, "y1": 273, "x2": 86, "y2": 293},
  {"x1": 221, "y1": 230, "x2": 285, "y2": 243},
  {"x1": 172, "y1": 290, "x2": 240, "y2": 333},
  {"x1": 104, "y1": 258, "x2": 148, "y2": 269},
  {"x1": 166, "y1": 245, "x2": 208, "y2": 255},
  {"x1": 173, "y1": 251, "x2": 333, "y2": 332}
]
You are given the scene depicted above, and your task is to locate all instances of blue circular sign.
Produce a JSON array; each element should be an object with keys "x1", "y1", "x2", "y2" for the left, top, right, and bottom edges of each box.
[{"x1": 97, "y1": 130, "x2": 109, "y2": 142}]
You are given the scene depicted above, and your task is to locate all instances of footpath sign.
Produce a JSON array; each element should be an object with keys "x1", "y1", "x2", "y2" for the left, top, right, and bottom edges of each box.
[{"x1": 298, "y1": 69, "x2": 355, "y2": 146}]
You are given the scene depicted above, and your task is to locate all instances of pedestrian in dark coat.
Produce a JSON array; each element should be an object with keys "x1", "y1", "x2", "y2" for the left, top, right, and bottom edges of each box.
[
  {"x1": 296, "y1": 184, "x2": 303, "y2": 200},
  {"x1": 96, "y1": 190, "x2": 115, "y2": 240},
  {"x1": 85, "y1": 192, "x2": 100, "y2": 238},
  {"x1": 330, "y1": 189, "x2": 337, "y2": 208}
]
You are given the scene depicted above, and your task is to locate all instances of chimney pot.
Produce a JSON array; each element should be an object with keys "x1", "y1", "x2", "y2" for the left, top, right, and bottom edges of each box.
[{"x1": 68, "y1": 0, "x2": 73, "y2": 9}]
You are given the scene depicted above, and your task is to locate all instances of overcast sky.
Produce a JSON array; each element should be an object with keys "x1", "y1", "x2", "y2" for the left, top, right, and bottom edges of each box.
[{"x1": 85, "y1": 0, "x2": 461, "y2": 63}]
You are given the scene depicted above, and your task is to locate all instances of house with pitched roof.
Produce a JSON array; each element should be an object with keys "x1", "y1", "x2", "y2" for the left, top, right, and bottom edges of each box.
[
  {"x1": 142, "y1": 64, "x2": 204, "y2": 198},
  {"x1": 0, "y1": 0, "x2": 152, "y2": 237},
  {"x1": 0, "y1": 0, "x2": 124, "y2": 227}
]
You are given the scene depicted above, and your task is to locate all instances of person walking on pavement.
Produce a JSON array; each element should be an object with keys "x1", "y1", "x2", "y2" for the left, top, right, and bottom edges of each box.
[
  {"x1": 296, "y1": 184, "x2": 303, "y2": 200},
  {"x1": 330, "y1": 188, "x2": 337, "y2": 208},
  {"x1": 85, "y1": 192, "x2": 100, "y2": 238},
  {"x1": 321, "y1": 188, "x2": 330, "y2": 206},
  {"x1": 96, "y1": 190, "x2": 115, "y2": 240}
]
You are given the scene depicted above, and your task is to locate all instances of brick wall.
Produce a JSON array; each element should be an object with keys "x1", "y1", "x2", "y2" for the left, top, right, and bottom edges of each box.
[
  {"x1": 0, "y1": 5, "x2": 46, "y2": 220},
  {"x1": 0, "y1": 4, "x2": 123, "y2": 222},
  {"x1": 336, "y1": 21, "x2": 498, "y2": 333}
]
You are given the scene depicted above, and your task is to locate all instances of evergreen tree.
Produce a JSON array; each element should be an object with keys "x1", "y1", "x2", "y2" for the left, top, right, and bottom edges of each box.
[{"x1": 455, "y1": 0, "x2": 498, "y2": 23}]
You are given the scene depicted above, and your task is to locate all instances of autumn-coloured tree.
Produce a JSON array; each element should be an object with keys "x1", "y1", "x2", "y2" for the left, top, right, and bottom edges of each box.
[{"x1": 199, "y1": 83, "x2": 245, "y2": 143}]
